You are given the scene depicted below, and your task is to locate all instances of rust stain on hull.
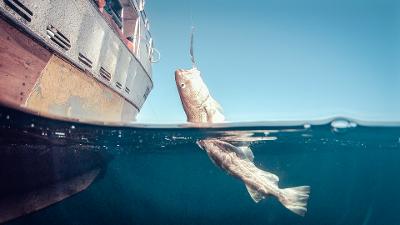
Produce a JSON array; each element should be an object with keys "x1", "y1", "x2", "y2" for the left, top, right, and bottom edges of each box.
[
  {"x1": 0, "y1": 18, "x2": 51, "y2": 106},
  {"x1": 25, "y1": 55, "x2": 137, "y2": 123}
]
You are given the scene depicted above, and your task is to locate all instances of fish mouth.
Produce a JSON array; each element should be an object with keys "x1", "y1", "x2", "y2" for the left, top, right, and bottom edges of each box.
[
  {"x1": 175, "y1": 69, "x2": 185, "y2": 85},
  {"x1": 175, "y1": 69, "x2": 183, "y2": 76},
  {"x1": 175, "y1": 68, "x2": 200, "y2": 84},
  {"x1": 175, "y1": 67, "x2": 200, "y2": 76},
  {"x1": 175, "y1": 69, "x2": 191, "y2": 77},
  {"x1": 175, "y1": 68, "x2": 194, "y2": 85}
]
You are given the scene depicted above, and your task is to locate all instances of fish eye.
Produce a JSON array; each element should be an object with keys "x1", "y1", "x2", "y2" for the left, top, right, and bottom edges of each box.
[{"x1": 180, "y1": 83, "x2": 186, "y2": 88}]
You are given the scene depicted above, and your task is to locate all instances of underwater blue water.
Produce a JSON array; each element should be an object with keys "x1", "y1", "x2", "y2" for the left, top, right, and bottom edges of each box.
[{"x1": 1, "y1": 105, "x2": 400, "y2": 225}]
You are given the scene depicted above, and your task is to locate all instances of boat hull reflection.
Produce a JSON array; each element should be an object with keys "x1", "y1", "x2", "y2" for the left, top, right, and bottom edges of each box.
[{"x1": 0, "y1": 146, "x2": 111, "y2": 223}]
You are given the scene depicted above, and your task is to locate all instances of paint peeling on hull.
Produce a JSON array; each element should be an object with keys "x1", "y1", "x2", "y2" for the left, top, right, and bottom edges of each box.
[{"x1": 25, "y1": 55, "x2": 137, "y2": 123}]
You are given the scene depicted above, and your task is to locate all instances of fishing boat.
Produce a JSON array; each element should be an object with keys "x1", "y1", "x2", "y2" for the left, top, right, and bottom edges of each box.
[
  {"x1": 0, "y1": 0, "x2": 157, "y2": 124},
  {"x1": 0, "y1": 0, "x2": 157, "y2": 223}
]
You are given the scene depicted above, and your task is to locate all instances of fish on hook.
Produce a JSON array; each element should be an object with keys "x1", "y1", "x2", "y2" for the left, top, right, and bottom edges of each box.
[{"x1": 175, "y1": 66, "x2": 310, "y2": 216}]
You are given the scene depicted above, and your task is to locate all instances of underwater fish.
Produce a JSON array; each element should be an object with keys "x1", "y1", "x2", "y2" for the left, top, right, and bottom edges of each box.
[{"x1": 175, "y1": 68, "x2": 310, "y2": 216}]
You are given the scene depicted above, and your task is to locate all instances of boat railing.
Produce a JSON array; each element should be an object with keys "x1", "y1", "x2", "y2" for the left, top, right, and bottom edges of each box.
[{"x1": 98, "y1": 0, "x2": 155, "y2": 68}]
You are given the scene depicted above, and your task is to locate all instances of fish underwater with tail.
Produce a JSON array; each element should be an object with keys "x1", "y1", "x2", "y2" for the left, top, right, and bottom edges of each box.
[{"x1": 175, "y1": 67, "x2": 311, "y2": 216}]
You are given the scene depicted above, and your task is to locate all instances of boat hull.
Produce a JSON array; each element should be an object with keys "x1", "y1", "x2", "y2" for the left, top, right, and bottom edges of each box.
[
  {"x1": 0, "y1": 17, "x2": 138, "y2": 123},
  {"x1": 0, "y1": 0, "x2": 154, "y2": 124},
  {"x1": 0, "y1": 101, "x2": 113, "y2": 224}
]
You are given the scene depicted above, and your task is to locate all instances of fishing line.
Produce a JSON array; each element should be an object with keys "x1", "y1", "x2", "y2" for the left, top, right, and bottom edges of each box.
[
  {"x1": 188, "y1": 0, "x2": 197, "y2": 69},
  {"x1": 190, "y1": 26, "x2": 197, "y2": 69}
]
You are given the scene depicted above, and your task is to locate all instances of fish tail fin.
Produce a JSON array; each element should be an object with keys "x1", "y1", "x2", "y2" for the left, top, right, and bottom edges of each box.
[{"x1": 279, "y1": 186, "x2": 310, "y2": 216}]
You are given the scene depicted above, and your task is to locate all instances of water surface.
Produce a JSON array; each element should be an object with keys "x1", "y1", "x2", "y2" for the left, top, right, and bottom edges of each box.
[{"x1": 0, "y1": 105, "x2": 399, "y2": 225}]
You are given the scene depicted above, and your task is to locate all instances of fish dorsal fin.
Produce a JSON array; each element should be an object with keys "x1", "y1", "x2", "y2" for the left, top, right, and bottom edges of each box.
[{"x1": 245, "y1": 185, "x2": 266, "y2": 203}]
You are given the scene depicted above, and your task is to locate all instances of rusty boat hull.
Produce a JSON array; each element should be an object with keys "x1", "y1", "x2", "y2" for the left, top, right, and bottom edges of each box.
[{"x1": 0, "y1": 0, "x2": 155, "y2": 124}]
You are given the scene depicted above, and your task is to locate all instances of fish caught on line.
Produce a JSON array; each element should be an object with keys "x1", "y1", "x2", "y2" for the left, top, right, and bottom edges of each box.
[{"x1": 175, "y1": 66, "x2": 310, "y2": 216}]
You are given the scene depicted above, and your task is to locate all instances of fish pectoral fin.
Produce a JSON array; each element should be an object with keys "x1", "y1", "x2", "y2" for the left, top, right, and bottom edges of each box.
[
  {"x1": 209, "y1": 97, "x2": 223, "y2": 113},
  {"x1": 197, "y1": 140, "x2": 219, "y2": 167},
  {"x1": 212, "y1": 140, "x2": 252, "y2": 161},
  {"x1": 196, "y1": 140, "x2": 204, "y2": 150},
  {"x1": 238, "y1": 146, "x2": 254, "y2": 162},
  {"x1": 205, "y1": 106, "x2": 225, "y2": 123},
  {"x1": 204, "y1": 97, "x2": 225, "y2": 123},
  {"x1": 245, "y1": 185, "x2": 266, "y2": 203}
]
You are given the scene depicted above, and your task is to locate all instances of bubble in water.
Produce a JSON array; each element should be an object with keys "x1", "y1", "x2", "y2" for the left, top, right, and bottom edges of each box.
[
  {"x1": 331, "y1": 120, "x2": 348, "y2": 129},
  {"x1": 331, "y1": 119, "x2": 357, "y2": 132},
  {"x1": 304, "y1": 123, "x2": 311, "y2": 129},
  {"x1": 30, "y1": 123, "x2": 35, "y2": 128},
  {"x1": 6, "y1": 115, "x2": 10, "y2": 120},
  {"x1": 71, "y1": 125, "x2": 75, "y2": 129}
]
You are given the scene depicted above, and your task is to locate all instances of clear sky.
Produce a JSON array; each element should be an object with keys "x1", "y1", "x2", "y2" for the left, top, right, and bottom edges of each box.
[{"x1": 137, "y1": 0, "x2": 400, "y2": 123}]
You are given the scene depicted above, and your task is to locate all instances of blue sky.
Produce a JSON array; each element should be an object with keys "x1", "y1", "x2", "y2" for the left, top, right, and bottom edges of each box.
[{"x1": 138, "y1": 0, "x2": 400, "y2": 123}]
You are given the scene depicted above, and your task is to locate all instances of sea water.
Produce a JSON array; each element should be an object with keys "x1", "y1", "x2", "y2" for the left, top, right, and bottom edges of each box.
[{"x1": 1, "y1": 105, "x2": 400, "y2": 225}]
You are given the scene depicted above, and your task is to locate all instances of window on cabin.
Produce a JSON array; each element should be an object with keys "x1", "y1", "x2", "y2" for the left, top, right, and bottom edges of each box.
[{"x1": 104, "y1": 0, "x2": 122, "y2": 28}]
